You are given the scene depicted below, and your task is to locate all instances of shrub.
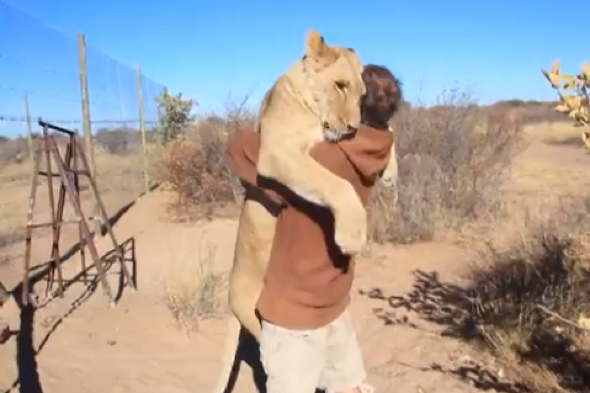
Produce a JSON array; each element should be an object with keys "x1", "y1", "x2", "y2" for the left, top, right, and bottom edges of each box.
[
  {"x1": 95, "y1": 127, "x2": 141, "y2": 156},
  {"x1": 462, "y1": 196, "x2": 590, "y2": 393},
  {"x1": 154, "y1": 105, "x2": 255, "y2": 219},
  {"x1": 369, "y1": 90, "x2": 525, "y2": 243},
  {"x1": 155, "y1": 88, "x2": 196, "y2": 144}
]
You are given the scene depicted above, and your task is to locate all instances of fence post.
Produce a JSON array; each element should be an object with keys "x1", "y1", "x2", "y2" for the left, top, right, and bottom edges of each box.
[
  {"x1": 135, "y1": 65, "x2": 150, "y2": 194},
  {"x1": 23, "y1": 94, "x2": 34, "y2": 160},
  {"x1": 77, "y1": 32, "x2": 100, "y2": 234}
]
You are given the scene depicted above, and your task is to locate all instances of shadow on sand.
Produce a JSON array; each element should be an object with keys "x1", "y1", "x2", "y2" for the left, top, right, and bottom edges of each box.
[{"x1": 3, "y1": 196, "x2": 141, "y2": 393}]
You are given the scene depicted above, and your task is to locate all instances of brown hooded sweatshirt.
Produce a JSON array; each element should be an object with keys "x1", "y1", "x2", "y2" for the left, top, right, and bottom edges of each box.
[{"x1": 225, "y1": 126, "x2": 393, "y2": 329}]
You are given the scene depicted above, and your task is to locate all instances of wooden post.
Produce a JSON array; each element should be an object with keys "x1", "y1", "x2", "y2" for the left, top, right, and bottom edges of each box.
[
  {"x1": 77, "y1": 33, "x2": 101, "y2": 235},
  {"x1": 135, "y1": 65, "x2": 150, "y2": 194},
  {"x1": 23, "y1": 94, "x2": 34, "y2": 160}
]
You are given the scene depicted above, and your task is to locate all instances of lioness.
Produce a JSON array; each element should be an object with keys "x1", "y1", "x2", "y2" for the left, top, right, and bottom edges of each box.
[
  {"x1": 212, "y1": 32, "x2": 399, "y2": 393},
  {"x1": 256, "y1": 30, "x2": 368, "y2": 256}
]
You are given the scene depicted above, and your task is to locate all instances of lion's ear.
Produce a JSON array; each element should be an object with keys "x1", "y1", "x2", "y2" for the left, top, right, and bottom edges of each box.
[
  {"x1": 306, "y1": 29, "x2": 326, "y2": 58},
  {"x1": 305, "y1": 29, "x2": 340, "y2": 64}
]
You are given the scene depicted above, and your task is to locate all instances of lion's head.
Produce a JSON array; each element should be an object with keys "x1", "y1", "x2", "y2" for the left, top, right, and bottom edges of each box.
[{"x1": 295, "y1": 30, "x2": 366, "y2": 141}]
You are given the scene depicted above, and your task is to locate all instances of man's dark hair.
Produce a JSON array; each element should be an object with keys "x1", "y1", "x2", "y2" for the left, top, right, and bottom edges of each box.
[{"x1": 360, "y1": 64, "x2": 403, "y2": 129}]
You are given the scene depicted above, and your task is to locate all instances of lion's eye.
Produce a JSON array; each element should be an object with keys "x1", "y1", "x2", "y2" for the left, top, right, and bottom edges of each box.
[{"x1": 335, "y1": 80, "x2": 349, "y2": 90}]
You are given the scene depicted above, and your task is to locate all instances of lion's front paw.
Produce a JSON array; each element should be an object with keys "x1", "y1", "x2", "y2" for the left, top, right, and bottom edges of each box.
[{"x1": 334, "y1": 203, "x2": 367, "y2": 255}]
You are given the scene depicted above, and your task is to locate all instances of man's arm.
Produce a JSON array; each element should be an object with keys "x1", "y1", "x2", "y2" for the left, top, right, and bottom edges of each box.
[
  {"x1": 224, "y1": 130, "x2": 285, "y2": 205},
  {"x1": 225, "y1": 125, "x2": 393, "y2": 208},
  {"x1": 225, "y1": 129, "x2": 342, "y2": 197}
]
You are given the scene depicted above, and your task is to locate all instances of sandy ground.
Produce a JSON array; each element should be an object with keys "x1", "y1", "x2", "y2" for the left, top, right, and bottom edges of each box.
[{"x1": 1, "y1": 137, "x2": 589, "y2": 393}]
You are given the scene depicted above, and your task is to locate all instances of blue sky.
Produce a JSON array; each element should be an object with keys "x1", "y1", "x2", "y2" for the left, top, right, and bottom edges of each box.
[{"x1": 0, "y1": 0, "x2": 586, "y2": 137}]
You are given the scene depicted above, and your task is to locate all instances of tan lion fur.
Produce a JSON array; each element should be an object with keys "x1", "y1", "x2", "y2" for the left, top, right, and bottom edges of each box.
[
  {"x1": 212, "y1": 30, "x2": 398, "y2": 393},
  {"x1": 256, "y1": 30, "x2": 368, "y2": 256}
]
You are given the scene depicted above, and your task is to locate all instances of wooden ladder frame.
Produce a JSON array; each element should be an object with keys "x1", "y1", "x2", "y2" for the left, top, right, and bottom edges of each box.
[{"x1": 21, "y1": 119, "x2": 135, "y2": 307}]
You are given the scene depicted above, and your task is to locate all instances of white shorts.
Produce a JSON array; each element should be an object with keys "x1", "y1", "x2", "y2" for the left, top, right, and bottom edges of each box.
[{"x1": 259, "y1": 308, "x2": 369, "y2": 393}]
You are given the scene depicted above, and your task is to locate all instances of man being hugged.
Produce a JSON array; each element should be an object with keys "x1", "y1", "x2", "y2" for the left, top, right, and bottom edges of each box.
[{"x1": 226, "y1": 64, "x2": 403, "y2": 393}]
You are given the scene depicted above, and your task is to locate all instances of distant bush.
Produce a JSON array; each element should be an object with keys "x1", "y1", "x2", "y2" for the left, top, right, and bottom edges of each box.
[
  {"x1": 369, "y1": 90, "x2": 525, "y2": 243},
  {"x1": 95, "y1": 127, "x2": 141, "y2": 156},
  {"x1": 0, "y1": 136, "x2": 30, "y2": 166}
]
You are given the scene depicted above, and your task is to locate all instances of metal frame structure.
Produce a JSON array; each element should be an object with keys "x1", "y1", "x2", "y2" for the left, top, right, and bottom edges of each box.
[{"x1": 21, "y1": 119, "x2": 135, "y2": 307}]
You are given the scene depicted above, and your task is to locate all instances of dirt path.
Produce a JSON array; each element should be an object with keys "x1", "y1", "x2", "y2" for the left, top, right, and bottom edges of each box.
[
  {"x1": 4, "y1": 141, "x2": 585, "y2": 393},
  {"x1": 0, "y1": 189, "x2": 487, "y2": 393}
]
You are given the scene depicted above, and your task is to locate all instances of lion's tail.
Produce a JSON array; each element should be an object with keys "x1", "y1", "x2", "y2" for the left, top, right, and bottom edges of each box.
[{"x1": 211, "y1": 315, "x2": 242, "y2": 393}]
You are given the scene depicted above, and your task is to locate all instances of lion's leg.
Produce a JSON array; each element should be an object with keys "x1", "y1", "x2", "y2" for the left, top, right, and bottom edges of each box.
[
  {"x1": 229, "y1": 276, "x2": 263, "y2": 340},
  {"x1": 228, "y1": 247, "x2": 268, "y2": 341},
  {"x1": 211, "y1": 203, "x2": 273, "y2": 393},
  {"x1": 258, "y1": 128, "x2": 367, "y2": 255},
  {"x1": 229, "y1": 201, "x2": 275, "y2": 339}
]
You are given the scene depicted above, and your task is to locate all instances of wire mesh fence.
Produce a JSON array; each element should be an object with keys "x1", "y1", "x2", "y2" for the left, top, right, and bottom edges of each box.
[{"x1": 0, "y1": 0, "x2": 167, "y2": 242}]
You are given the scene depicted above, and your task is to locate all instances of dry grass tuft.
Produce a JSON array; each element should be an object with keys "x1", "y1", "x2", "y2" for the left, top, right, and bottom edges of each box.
[{"x1": 163, "y1": 232, "x2": 228, "y2": 332}]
